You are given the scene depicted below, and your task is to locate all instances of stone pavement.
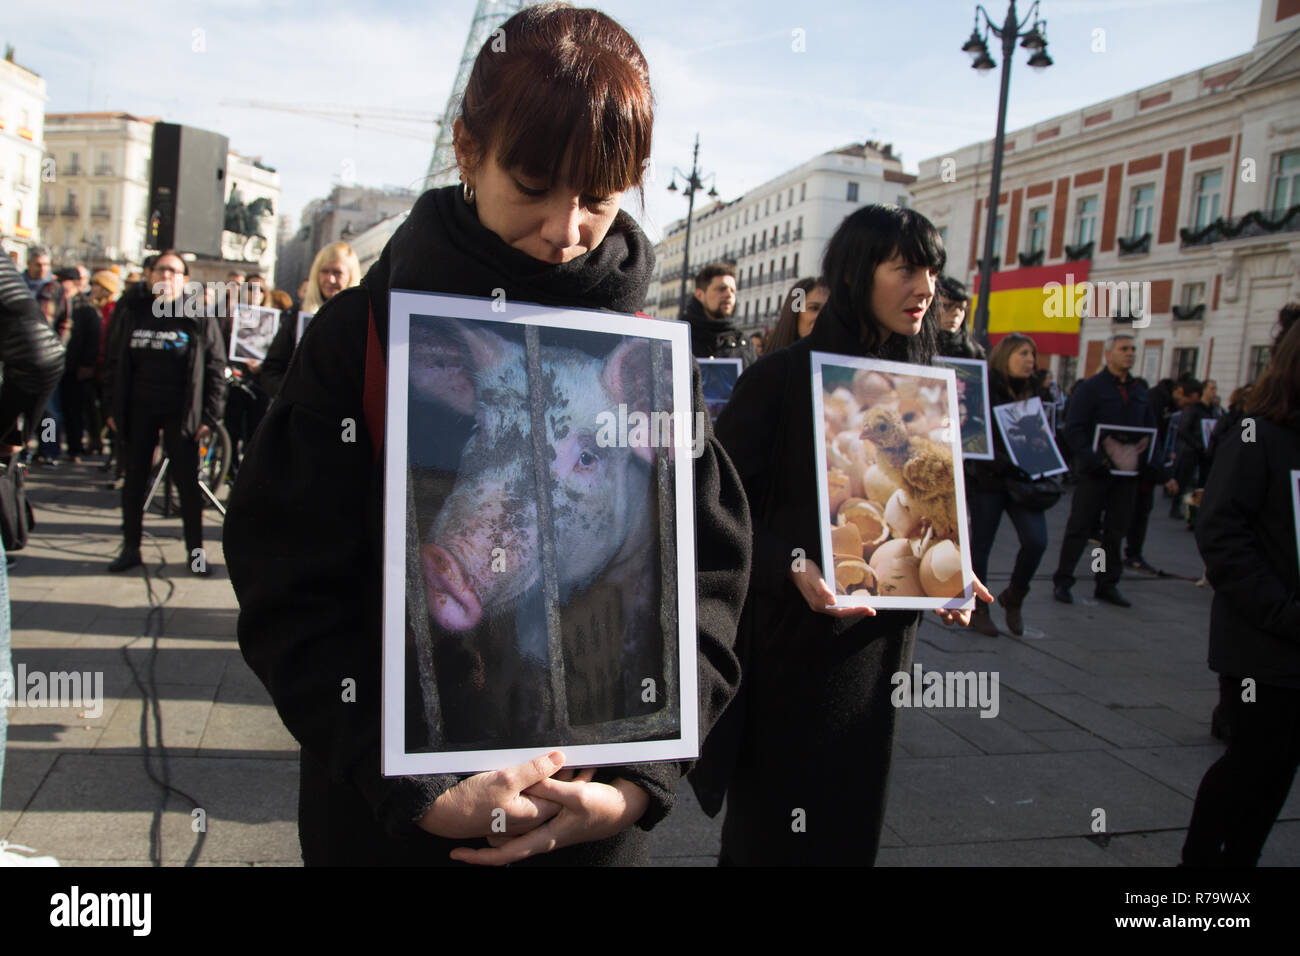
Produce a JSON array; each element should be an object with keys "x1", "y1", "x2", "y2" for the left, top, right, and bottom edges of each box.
[{"x1": 2, "y1": 459, "x2": 1296, "y2": 866}]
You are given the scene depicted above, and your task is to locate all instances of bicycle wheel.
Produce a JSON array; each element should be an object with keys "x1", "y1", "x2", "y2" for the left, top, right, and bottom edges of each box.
[{"x1": 197, "y1": 422, "x2": 233, "y2": 506}]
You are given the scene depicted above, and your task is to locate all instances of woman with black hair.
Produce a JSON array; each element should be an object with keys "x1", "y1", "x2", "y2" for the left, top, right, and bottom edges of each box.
[{"x1": 691, "y1": 204, "x2": 994, "y2": 865}]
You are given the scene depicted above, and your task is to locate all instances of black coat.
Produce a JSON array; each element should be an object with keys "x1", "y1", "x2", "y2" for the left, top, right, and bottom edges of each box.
[
  {"x1": 936, "y1": 326, "x2": 985, "y2": 360},
  {"x1": 223, "y1": 185, "x2": 751, "y2": 866},
  {"x1": 63, "y1": 293, "x2": 101, "y2": 380},
  {"x1": 680, "y1": 297, "x2": 756, "y2": 368},
  {"x1": 0, "y1": 254, "x2": 65, "y2": 442},
  {"x1": 690, "y1": 296, "x2": 923, "y2": 865},
  {"x1": 1062, "y1": 367, "x2": 1162, "y2": 479},
  {"x1": 1194, "y1": 413, "x2": 1300, "y2": 687},
  {"x1": 102, "y1": 286, "x2": 228, "y2": 441}
]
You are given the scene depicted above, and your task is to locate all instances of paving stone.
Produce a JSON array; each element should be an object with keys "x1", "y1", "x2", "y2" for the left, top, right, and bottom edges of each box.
[
  {"x1": 895, "y1": 710, "x2": 983, "y2": 758},
  {"x1": 94, "y1": 685, "x2": 217, "y2": 756},
  {"x1": 885, "y1": 751, "x2": 1191, "y2": 846},
  {"x1": 878, "y1": 837, "x2": 1117, "y2": 866},
  {"x1": 1033, "y1": 694, "x2": 1178, "y2": 748},
  {"x1": 197, "y1": 702, "x2": 299, "y2": 755},
  {"x1": 995, "y1": 688, "x2": 1076, "y2": 734},
  {"x1": 926, "y1": 707, "x2": 1052, "y2": 755},
  {"x1": 1027, "y1": 730, "x2": 1110, "y2": 752}
]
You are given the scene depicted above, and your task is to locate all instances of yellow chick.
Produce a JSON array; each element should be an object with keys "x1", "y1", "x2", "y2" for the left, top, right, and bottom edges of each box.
[{"x1": 860, "y1": 407, "x2": 958, "y2": 540}]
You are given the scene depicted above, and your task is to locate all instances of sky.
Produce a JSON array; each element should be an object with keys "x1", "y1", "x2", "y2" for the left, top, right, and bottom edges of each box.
[{"x1": 3, "y1": 0, "x2": 1264, "y2": 244}]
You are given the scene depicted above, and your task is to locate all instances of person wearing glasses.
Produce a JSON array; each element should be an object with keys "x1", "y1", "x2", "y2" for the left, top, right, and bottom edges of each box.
[{"x1": 103, "y1": 250, "x2": 227, "y2": 574}]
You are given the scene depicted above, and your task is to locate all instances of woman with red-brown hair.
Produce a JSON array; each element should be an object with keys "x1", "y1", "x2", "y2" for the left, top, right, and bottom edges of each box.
[{"x1": 224, "y1": 3, "x2": 749, "y2": 867}]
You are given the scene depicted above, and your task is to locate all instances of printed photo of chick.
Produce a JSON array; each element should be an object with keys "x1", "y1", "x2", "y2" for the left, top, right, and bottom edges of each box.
[{"x1": 860, "y1": 407, "x2": 958, "y2": 540}]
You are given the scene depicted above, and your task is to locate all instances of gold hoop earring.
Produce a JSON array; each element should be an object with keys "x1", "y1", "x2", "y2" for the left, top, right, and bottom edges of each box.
[{"x1": 463, "y1": 182, "x2": 475, "y2": 204}]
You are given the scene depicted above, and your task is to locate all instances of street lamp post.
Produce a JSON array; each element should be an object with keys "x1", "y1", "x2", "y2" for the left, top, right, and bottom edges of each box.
[
  {"x1": 962, "y1": 1, "x2": 1052, "y2": 347},
  {"x1": 667, "y1": 133, "x2": 719, "y2": 316}
]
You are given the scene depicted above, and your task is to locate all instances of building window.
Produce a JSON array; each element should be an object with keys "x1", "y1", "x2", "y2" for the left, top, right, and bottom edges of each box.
[
  {"x1": 1172, "y1": 347, "x2": 1199, "y2": 379},
  {"x1": 1247, "y1": 345, "x2": 1270, "y2": 383},
  {"x1": 1192, "y1": 169, "x2": 1223, "y2": 229},
  {"x1": 787, "y1": 188, "x2": 793, "y2": 206},
  {"x1": 1128, "y1": 183, "x2": 1155, "y2": 239},
  {"x1": 896, "y1": 195, "x2": 909, "y2": 208},
  {"x1": 744, "y1": 209, "x2": 748, "y2": 225},
  {"x1": 1028, "y1": 206, "x2": 1048, "y2": 253},
  {"x1": 1269, "y1": 150, "x2": 1300, "y2": 215},
  {"x1": 800, "y1": 182, "x2": 806, "y2": 201},
  {"x1": 1182, "y1": 282, "x2": 1206, "y2": 308},
  {"x1": 1075, "y1": 195, "x2": 1098, "y2": 245},
  {"x1": 993, "y1": 215, "x2": 1004, "y2": 263},
  {"x1": 846, "y1": 182, "x2": 859, "y2": 203},
  {"x1": 765, "y1": 198, "x2": 770, "y2": 215},
  {"x1": 792, "y1": 252, "x2": 799, "y2": 274},
  {"x1": 68, "y1": 151, "x2": 81, "y2": 175},
  {"x1": 775, "y1": 193, "x2": 781, "y2": 211}
]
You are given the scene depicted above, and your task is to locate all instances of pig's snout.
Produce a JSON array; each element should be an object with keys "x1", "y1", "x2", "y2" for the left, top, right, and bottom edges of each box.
[{"x1": 422, "y1": 542, "x2": 483, "y2": 632}]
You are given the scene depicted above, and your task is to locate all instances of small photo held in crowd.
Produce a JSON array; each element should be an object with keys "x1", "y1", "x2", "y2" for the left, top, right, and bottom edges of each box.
[
  {"x1": 383, "y1": 290, "x2": 700, "y2": 776},
  {"x1": 229, "y1": 305, "x2": 281, "y2": 362},
  {"x1": 1290, "y1": 470, "x2": 1300, "y2": 569},
  {"x1": 993, "y1": 397, "x2": 1069, "y2": 480},
  {"x1": 697, "y1": 357, "x2": 742, "y2": 423},
  {"x1": 812, "y1": 354, "x2": 975, "y2": 611},
  {"x1": 931, "y1": 356, "x2": 994, "y2": 460},
  {"x1": 295, "y1": 310, "x2": 315, "y2": 344},
  {"x1": 1201, "y1": 417, "x2": 1215, "y2": 447},
  {"x1": 1093, "y1": 424, "x2": 1158, "y2": 476},
  {"x1": 1044, "y1": 402, "x2": 1057, "y2": 434}
]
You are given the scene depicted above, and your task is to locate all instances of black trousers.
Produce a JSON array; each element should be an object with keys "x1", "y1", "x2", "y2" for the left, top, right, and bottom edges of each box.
[
  {"x1": 1124, "y1": 481, "x2": 1155, "y2": 561},
  {"x1": 61, "y1": 377, "x2": 86, "y2": 456},
  {"x1": 1183, "y1": 680, "x2": 1300, "y2": 866},
  {"x1": 120, "y1": 401, "x2": 203, "y2": 556},
  {"x1": 1053, "y1": 474, "x2": 1137, "y2": 589}
]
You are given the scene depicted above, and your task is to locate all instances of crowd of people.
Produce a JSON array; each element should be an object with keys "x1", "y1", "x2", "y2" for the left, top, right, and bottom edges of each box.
[{"x1": 1, "y1": 1, "x2": 1296, "y2": 871}]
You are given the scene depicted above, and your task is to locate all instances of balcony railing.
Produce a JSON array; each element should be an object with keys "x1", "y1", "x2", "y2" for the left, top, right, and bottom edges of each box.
[
  {"x1": 1117, "y1": 233, "x2": 1152, "y2": 257},
  {"x1": 1179, "y1": 203, "x2": 1300, "y2": 247},
  {"x1": 38, "y1": 203, "x2": 54, "y2": 218},
  {"x1": 1172, "y1": 303, "x2": 1206, "y2": 321},
  {"x1": 91, "y1": 205, "x2": 111, "y2": 219},
  {"x1": 60, "y1": 205, "x2": 81, "y2": 218},
  {"x1": 94, "y1": 165, "x2": 113, "y2": 176},
  {"x1": 1064, "y1": 240, "x2": 1094, "y2": 262},
  {"x1": 64, "y1": 164, "x2": 82, "y2": 176}
]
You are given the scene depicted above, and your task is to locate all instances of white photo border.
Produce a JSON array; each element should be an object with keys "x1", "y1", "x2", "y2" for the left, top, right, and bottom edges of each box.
[
  {"x1": 383, "y1": 289, "x2": 700, "y2": 776},
  {"x1": 295, "y1": 310, "x2": 315, "y2": 345},
  {"x1": 228, "y1": 304, "x2": 281, "y2": 362},
  {"x1": 811, "y1": 352, "x2": 976, "y2": 611},
  {"x1": 1092, "y1": 423, "x2": 1159, "y2": 477}
]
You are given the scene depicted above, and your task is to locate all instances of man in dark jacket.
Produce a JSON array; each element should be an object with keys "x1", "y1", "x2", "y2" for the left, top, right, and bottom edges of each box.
[
  {"x1": 54, "y1": 268, "x2": 101, "y2": 462},
  {"x1": 935, "y1": 275, "x2": 985, "y2": 359},
  {"x1": 1125, "y1": 375, "x2": 1201, "y2": 569},
  {"x1": 1052, "y1": 333, "x2": 1173, "y2": 606},
  {"x1": 679, "y1": 262, "x2": 756, "y2": 368}
]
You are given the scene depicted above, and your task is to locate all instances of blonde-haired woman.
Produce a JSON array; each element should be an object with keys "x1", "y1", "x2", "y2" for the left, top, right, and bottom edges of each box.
[{"x1": 262, "y1": 242, "x2": 361, "y2": 397}]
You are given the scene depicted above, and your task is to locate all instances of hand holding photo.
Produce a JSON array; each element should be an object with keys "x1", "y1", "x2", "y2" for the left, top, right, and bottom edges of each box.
[
  {"x1": 384, "y1": 290, "x2": 699, "y2": 776},
  {"x1": 992, "y1": 397, "x2": 1068, "y2": 480},
  {"x1": 1093, "y1": 424, "x2": 1159, "y2": 476},
  {"x1": 813, "y1": 354, "x2": 975, "y2": 610}
]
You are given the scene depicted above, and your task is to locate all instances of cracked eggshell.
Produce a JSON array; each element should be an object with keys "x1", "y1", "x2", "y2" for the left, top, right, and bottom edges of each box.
[
  {"x1": 884, "y1": 488, "x2": 922, "y2": 539},
  {"x1": 862, "y1": 464, "x2": 898, "y2": 506},
  {"x1": 833, "y1": 556, "x2": 872, "y2": 594},
  {"x1": 828, "y1": 468, "x2": 851, "y2": 515},
  {"x1": 837, "y1": 498, "x2": 888, "y2": 548},
  {"x1": 868, "y1": 539, "x2": 922, "y2": 597},
  {"x1": 852, "y1": 371, "x2": 895, "y2": 408},
  {"x1": 830, "y1": 522, "x2": 864, "y2": 558},
  {"x1": 919, "y1": 539, "x2": 965, "y2": 598}
]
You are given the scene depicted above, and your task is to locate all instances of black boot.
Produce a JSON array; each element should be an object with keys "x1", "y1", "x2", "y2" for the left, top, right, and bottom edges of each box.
[
  {"x1": 997, "y1": 585, "x2": 1028, "y2": 636},
  {"x1": 968, "y1": 602, "x2": 999, "y2": 637}
]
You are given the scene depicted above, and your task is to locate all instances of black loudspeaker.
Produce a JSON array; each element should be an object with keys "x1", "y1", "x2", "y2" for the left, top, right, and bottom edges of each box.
[{"x1": 149, "y1": 123, "x2": 228, "y2": 258}]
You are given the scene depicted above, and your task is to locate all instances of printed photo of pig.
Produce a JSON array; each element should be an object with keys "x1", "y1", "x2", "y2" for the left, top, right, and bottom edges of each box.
[{"x1": 406, "y1": 314, "x2": 680, "y2": 753}]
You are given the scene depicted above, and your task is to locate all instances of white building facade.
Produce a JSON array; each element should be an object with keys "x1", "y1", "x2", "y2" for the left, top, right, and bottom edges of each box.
[
  {"x1": 0, "y1": 52, "x2": 47, "y2": 264},
  {"x1": 646, "y1": 142, "x2": 916, "y2": 329},
  {"x1": 911, "y1": 0, "x2": 1300, "y2": 393}
]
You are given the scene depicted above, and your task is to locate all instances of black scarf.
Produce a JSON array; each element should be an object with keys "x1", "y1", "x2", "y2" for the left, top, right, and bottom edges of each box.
[
  {"x1": 680, "y1": 295, "x2": 748, "y2": 357},
  {"x1": 365, "y1": 185, "x2": 653, "y2": 313}
]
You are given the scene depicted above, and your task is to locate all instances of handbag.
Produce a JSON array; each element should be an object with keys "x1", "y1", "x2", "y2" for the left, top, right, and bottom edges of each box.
[
  {"x1": 1003, "y1": 465, "x2": 1062, "y2": 511},
  {"x1": 0, "y1": 454, "x2": 34, "y2": 551}
]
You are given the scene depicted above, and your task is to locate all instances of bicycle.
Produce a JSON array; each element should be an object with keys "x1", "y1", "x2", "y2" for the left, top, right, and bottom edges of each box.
[{"x1": 143, "y1": 420, "x2": 233, "y2": 518}]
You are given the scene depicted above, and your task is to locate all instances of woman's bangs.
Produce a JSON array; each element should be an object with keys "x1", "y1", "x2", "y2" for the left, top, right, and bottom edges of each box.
[{"x1": 896, "y1": 215, "x2": 947, "y2": 274}]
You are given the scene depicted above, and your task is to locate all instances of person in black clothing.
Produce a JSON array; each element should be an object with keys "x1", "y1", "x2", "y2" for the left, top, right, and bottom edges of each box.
[
  {"x1": 1182, "y1": 317, "x2": 1300, "y2": 866},
  {"x1": 102, "y1": 251, "x2": 227, "y2": 574},
  {"x1": 690, "y1": 204, "x2": 993, "y2": 866},
  {"x1": 934, "y1": 274, "x2": 985, "y2": 359},
  {"x1": 223, "y1": 4, "x2": 749, "y2": 867},
  {"x1": 53, "y1": 267, "x2": 100, "y2": 462},
  {"x1": 964, "y1": 333, "x2": 1054, "y2": 637},
  {"x1": 1125, "y1": 375, "x2": 1200, "y2": 569},
  {"x1": 1052, "y1": 332, "x2": 1173, "y2": 606},
  {"x1": 680, "y1": 261, "x2": 756, "y2": 367}
]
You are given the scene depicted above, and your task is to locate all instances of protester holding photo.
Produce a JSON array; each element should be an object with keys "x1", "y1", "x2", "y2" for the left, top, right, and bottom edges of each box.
[
  {"x1": 935, "y1": 275, "x2": 984, "y2": 360},
  {"x1": 690, "y1": 203, "x2": 994, "y2": 866},
  {"x1": 965, "y1": 333, "x2": 1053, "y2": 636},
  {"x1": 1183, "y1": 316, "x2": 1300, "y2": 867},
  {"x1": 1051, "y1": 332, "x2": 1170, "y2": 607},
  {"x1": 261, "y1": 241, "x2": 361, "y2": 398},
  {"x1": 224, "y1": 2, "x2": 750, "y2": 867},
  {"x1": 102, "y1": 250, "x2": 227, "y2": 573}
]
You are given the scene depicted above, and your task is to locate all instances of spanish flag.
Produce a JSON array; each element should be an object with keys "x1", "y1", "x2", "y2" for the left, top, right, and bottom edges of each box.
[{"x1": 970, "y1": 261, "x2": 1091, "y2": 356}]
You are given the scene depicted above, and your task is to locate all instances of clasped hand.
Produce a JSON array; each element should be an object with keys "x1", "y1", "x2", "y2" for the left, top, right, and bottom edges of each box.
[
  {"x1": 790, "y1": 559, "x2": 994, "y2": 627},
  {"x1": 417, "y1": 751, "x2": 649, "y2": 865}
]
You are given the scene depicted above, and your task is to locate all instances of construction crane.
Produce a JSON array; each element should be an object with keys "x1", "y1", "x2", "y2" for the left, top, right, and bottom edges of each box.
[{"x1": 219, "y1": 99, "x2": 439, "y2": 141}]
